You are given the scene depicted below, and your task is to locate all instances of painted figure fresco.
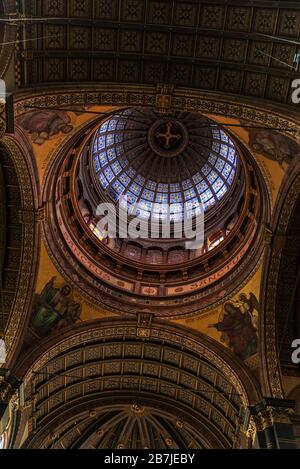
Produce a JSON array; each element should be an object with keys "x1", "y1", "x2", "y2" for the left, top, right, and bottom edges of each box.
[
  {"x1": 31, "y1": 277, "x2": 81, "y2": 336},
  {"x1": 210, "y1": 293, "x2": 260, "y2": 360},
  {"x1": 247, "y1": 126, "x2": 300, "y2": 166},
  {"x1": 17, "y1": 109, "x2": 74, "y2": 145}
]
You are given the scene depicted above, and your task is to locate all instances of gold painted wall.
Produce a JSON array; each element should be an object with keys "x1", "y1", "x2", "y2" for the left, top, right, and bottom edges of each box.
[{"x1": 17, "y1": 103, "x2": 295, "y2": 356}]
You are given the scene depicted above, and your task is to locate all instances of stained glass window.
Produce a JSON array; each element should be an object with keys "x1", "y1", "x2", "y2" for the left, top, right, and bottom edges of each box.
[
  {"x1": 182, "y1": 179, "x2": 192, "y2": 190},
  {"x1": 156, "y1": 193, "x2": 169, "y2": 203},
  {"x1": 170, "y1": 183, "x2": 181, "y2": 192},
  {"x1": 142, "y1": 189, "x2": 155, "y2": 201},
  {"x1": 216, "y1": 158, "x2": 225, "y2": 172},
  {"x1": 95, "y1": 159, "x2": 101, "y2": 173},
  {"x1": 92, "y1": 112, "x2": 238, "y2": 221},
  {"x1": 146, "y1": 180, "x2": 157, "y2": 191},
  {"x1": 119, "y1": 173, "x2": 131, "y2": 186},
  {"x1": 106, "y1": 135, "x2": 114, "y2": 146},
  {"x1": 104, "y1": 167, "x2": 114, "y2": 183},
  {"x1": 170, "y1": 192, "x2": 183, "y2": 203},
  {"x1": 111, "y1": 161, "x2": 122, "y2": 175},
  {"x1": 158, "y1": 183, "x2": 168, "y2": 192},
  {"x1": 107, "y1": 148, "x2": 116, "y2": 161},
  {"x1": 112, "y1": 180, "x2": 125, "y2": 195}
]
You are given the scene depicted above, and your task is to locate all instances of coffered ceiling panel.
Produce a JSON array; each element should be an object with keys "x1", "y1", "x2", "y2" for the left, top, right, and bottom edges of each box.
[{"x1": 13, "y1": 1, "x2": 300, "y2": 105}]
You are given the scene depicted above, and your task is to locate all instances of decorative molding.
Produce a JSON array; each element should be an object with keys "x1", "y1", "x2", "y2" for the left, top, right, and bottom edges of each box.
[
  {"x1": 261, "y1": 164, "x2": 300, "y2": 398},
  {"x1": 1, "y1": 136, "x2": 39, "y2": 365}
]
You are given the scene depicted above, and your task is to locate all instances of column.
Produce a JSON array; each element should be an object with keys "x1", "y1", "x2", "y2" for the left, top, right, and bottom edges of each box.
[{"x1": 243, "y1": 398, "x2": 297, "y2": 449}]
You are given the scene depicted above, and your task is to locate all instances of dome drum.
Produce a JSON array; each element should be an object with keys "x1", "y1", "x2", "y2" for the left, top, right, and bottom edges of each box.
[{"x1": 43, "y1": 108, "x2": 266, "y2": 317}]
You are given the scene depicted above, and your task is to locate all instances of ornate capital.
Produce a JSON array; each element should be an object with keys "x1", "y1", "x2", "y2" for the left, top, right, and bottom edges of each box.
[{"x1": 244, "y1": 398, "x2": 296, "y2": 445}]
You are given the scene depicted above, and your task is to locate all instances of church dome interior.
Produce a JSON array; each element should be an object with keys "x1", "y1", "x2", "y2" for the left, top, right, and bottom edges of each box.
[{"x1": 90, "y1": 108, "x2": 239, "y2": 220}]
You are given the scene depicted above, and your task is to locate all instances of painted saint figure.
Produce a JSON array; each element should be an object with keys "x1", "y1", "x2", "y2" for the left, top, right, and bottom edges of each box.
[
  {"x1": 18, "y1": 110, "x2": 73, "y2": 145},
  {"x1": 210, "y1": 293, "x2": 260, "y2": 360},
  {"x1": 31, "y1": 278, "x2": 81, "y2": 336}
]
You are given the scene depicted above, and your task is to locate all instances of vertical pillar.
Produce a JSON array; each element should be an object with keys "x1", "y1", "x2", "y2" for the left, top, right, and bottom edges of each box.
[{"x1": 244, "y1": 398, "x2": 297, "y2": 449}]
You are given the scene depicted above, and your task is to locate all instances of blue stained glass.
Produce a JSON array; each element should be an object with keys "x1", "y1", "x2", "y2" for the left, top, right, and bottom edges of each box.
[
  {"x1": 107, "y1": 148, "x2": 116, "y2": 161},
  {"x1": 207, "y1": 170, "x2": 218, "y2": 184},
  {"x1": 127, "y1": 167, "x2": 136, "y2": 178},
  {"x1": 203, "y1": 199, "x2": 216, "y2": 211},
  {"x1": 216, "y1": 158, "x2": 225, "y2": 172},
  {"x1": 170, "y1": 202, "x2": 182, "y2": 213},
  {"x1": 220, "y1": 145, "x2": 228, "y2": 157},
  {"x1": 130, "y1": 182, "x2": 142, "y2": 195},
  {"x1": 94, "y1": 158, "x2": 101, "y2": 173},
  {"x1": 112, "y1": 181, "x2": 125, "y2": 195},
  {"x1": 126, "y1": 193, "x2": 138, "y2": 204},
  {"x1": 117, "y1": 120, "x2": 126, "y2": 130},
  {"x1": 212, "y1": 129, "x2": 220, "y2": 139},
  {"x1": 192, "y1": 172, "x2": 202, "y2": 184},
  {"x1": 91, "y1": 114, "x2": 239, "y2": 219},
  {"x1": 100, "y1": 121, "x2": 108, "y2": 133},
  {"x1": 119, "y1": 173, "x2": 131, "y2": 186},
  {"x1": 106, "y1": 135, "x2": 114, "y2": 146},
  {"x1": 156, "y1": 193, "x2": 168, "y2": 203},
  {"x1": 104, "y1": 167, "x2": 114, "y2": 182},
  {"x1": 153, "y1": 202, "x2": 168, "y2": 214},
  {"x1": 99, "y1": 173, "x2": 109, "y2": 189},
  {"x1": 98, "y1": 136, "x2": 106, "y2": 150},
  {"x1": 170, "y1": 183, "x2": 181, "y2": 192},
  {"x1": 222, "y1": 163, "x2": 232, "y2": 178},
  {"x1": 146, "y1": 180, "x2": 157, "y2": 191},
  {"x1": 170, "y1": 192, "x2": 182, "y2": 203},
  {"x1": 186, "y1": 197, "x2": 200, "y2": 209},
  {"x1": 182, "y1": 179, "x2": 192, "y2": 190},
  {"x1": 196, "y1": 181, "x2": 208, "y2": 193},
  {"x1": 136, "y1": 175, "x2": 145, "y2": 185},
  {"x1": 158, "y1": 183, "x2": 168, "y2": 192},
  {"x1": 216, "y1": 185, "x2": 227, "y2": 200},
  {"x1": 99, "y1": 152, "x2": 108, "y2": 167},
  {"x1": 184, "y1": 188, "x2": 196, "y2": 200},
  {"x1": 119, "y1": 155, "x2": 128, "y2": 168},
  {"x1": 228, "y1": 148, "x2": 236, "y2": 163},
  {"x1": 115, "y1": 134, "x2": 124, "y2": 143},
  {"x1": 139, "y1": 200, "x2": 152, "y2": 211},
  {"x1": 108, "y1": 120, "x2": 117, "y2": 131},
  {"x1": 220, "y1": 130, "x2": 229, "y2": 142},
  {"x1": 142, "y1": 189, "x2": 155, "y2": 201},
  {"x1": 111, "y1": 161, "x2": 122, "y2": 175},
  {"x1": 201, "y1": 164, "x2": 211, "y2": 176},
  {"x1": 212, "y1": 142, "x2": 220, "y2": 153},
  {"x1": 228, "y1": 171, "x2": 235, "y2": 184},
  {"x1": 116, "y1": 145, "x2": 124, "y2": 156},
  {"x1": 109, "y1": 189, "x2": 119, "y2": 202},
  {"x1": 200, "y1": 189, "x2": 213, "y2": 203},
  {"x1": 208, "y1": 154, "x2": 217, "y2": 165},
  {"x1": 213, "y1": 177, "x2": 224, "y2": 193}
]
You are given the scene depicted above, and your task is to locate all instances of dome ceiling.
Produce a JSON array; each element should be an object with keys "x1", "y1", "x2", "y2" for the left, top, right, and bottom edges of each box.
[
  {"x1": 92, "y1": 108, "x2": 238, "y2": 220},
  {"x1": 42, "y1": 105, "x2": 268, "y2": 317}
]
